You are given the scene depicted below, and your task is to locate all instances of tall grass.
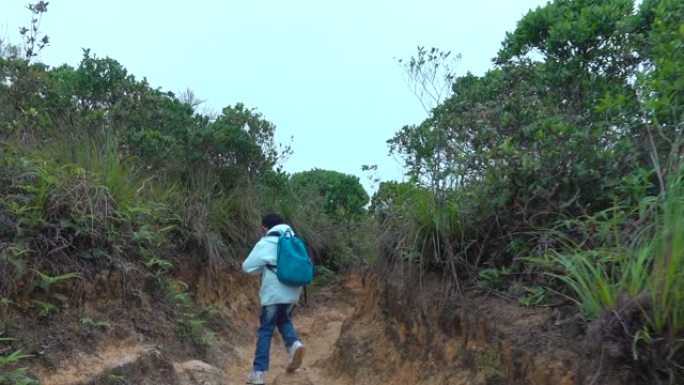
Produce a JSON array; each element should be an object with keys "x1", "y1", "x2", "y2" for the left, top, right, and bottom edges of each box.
[
  {"x1": 540, "y1": 178, "x2": 684, "y2": 329},
  {"x1": 542, "y1": 249, "x2": 619, "y2": 318},
  {"x1": 373, "y1": 185, "x2": 467, "y2": 291},
  {"x1": 650, "y1": 178, "x2": 684, "y2": 336},
  {"x1": 39, "y1": 138, "x2": 143, "y2": 210},
  {"x1": 531, "y1": 175, "x2": 684, "y2": 380}
]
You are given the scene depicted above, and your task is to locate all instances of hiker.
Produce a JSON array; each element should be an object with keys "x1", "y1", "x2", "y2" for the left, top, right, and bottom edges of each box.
[{"x1": 242, "y1": 213, "x2": 306, "y2": 385}]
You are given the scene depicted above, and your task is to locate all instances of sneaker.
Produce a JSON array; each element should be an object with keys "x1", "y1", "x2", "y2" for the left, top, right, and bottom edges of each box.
[
  {"x1": 286, "y1": 340, "x2": 305, "y2": 372},
  {"x1": 246, "y1": 370, "x2": 265, "y2": 384}
]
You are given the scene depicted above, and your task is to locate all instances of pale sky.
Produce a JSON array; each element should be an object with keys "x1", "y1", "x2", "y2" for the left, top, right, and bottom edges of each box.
[{"x1": 1, "y1": 0, "x2": 549, "y2": 193}]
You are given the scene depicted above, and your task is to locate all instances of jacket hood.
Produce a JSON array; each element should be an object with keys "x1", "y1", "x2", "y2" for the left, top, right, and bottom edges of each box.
[
  {"x1": 263, "y1": 224, "x2": 293, "y2": 242},
  {"x1": 269, "y1": 223, "x2": 293, "y2": 234}
]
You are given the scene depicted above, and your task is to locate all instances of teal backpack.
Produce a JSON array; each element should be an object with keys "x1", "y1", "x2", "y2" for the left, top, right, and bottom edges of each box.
[{"x1": 266, "y1": 230, "x2": 314, "y2": 287}]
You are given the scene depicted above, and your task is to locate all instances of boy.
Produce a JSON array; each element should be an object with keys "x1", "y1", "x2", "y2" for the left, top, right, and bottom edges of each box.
[{"x1": 242, "y1": 213, "x2": 305, "y2": 384}]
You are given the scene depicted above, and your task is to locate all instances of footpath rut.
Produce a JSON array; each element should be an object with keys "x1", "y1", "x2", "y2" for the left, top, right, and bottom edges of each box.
[
  {"x1": 33, "y1": 275, "x2": 601, "y2": 385},
  {"x1": 223, "y1": 283, "x2": 356, "y2": 385},
  {"x1": 36, "y1": 279, "x2": 361, "y2": 385}
]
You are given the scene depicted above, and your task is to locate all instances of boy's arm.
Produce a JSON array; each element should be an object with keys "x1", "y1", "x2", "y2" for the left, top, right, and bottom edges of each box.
[{"x1": 242, "y1": 239, "x2": 267, "y2": 275}]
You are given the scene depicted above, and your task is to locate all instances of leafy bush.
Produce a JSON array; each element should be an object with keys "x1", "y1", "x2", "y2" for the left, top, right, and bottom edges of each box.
[
  {"x1": 258, "y1": 168, "x2": 371, "y2": 277},
  {"x1": 290, "y1": 169, "x2": 369, "y2": 222}
]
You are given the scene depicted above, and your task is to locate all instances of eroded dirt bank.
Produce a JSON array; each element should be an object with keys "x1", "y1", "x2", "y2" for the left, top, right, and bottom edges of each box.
[
  {"x1": 327, "y1": 273, "x2": 625, "y2": 385},
  {"x1": 16, "y1": 268, "x2": 622, "y2": 385},
  {"x1": 24, "y1": 266, "x2": 359, "y2": 385}
]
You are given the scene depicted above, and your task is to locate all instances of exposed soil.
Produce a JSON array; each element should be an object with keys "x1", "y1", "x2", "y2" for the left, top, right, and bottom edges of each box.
[
  {"x1": 221, "y1": 281, "x2": 357, "y2": 385},
  {"x1": 7, "y1": 266, "x2": 627, "y2": 385},
  {"x1": 15, "y1": 268, "x2": 359, "y2": 385},
  {"x1": 327, "y1": 272, "x2": 625, "y2": 385}
]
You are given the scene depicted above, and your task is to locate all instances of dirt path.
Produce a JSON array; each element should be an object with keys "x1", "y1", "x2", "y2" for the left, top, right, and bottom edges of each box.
[
  {"x1": 37, "y1": 342, "x2": 158, "y2": 385},
  {"x1": 32, "y1": 278, "x2": 362, "y2": 385},
  {"x1": 223, "y1": 279, "x2": 360, "y2": 385},
  {"x1": 31, "y1": 275, "x2": 594, "y2": 385}
]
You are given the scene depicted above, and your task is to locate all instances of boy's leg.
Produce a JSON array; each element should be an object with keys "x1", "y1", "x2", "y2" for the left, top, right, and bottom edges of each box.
[
  {"x1": 277, "y1": 303, "x2": 305, "y2": 372},
  {"x1": 276, "y1": 303, "x2": 299, "y2": 347},
  {"x1": 253, "y1": 305, "x2": 278, "y2": 372}
]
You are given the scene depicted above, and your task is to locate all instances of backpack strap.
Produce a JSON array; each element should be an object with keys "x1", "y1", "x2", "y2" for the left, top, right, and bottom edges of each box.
[
  {"x1": 302, "y1": 286, "x2": 308, "y2": 306},
  {"x1": 265, "y1": 230, "x2": 281, "y2": 272}
]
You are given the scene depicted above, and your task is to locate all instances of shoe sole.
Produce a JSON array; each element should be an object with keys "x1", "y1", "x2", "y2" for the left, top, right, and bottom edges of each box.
[
  {"x1": 286, "y1": 345, "x2": 305, "y2": 372},
  {"x1": 246, "y1": 374, "x2": 265, "y2": 385}
]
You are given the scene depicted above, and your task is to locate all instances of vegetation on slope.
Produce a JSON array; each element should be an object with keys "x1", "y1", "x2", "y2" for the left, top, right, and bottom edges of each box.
[
  {"x1": 1, "y1": 0, "x2": 683, "y2": 384},
  {"x1": 0, "y1": 3, "x2": 370, "y2": 382},
  {"x1": 376, "y1": 0, "x2": 684, "y2": 383}
]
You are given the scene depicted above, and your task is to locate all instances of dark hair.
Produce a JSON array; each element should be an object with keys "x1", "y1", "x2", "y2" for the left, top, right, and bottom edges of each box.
[{"x1": 261, "y1": 213, "x2": 284, "y2": 229}]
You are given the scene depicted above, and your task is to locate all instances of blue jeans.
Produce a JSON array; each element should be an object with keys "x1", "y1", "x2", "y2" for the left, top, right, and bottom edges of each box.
[{"x1": 253, "y1": 304, "x2": 299, "y2": 371}]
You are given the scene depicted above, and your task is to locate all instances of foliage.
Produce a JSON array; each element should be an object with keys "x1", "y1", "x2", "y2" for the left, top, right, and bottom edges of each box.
[
  {"x1": 390, "y1": 46, "x2": 461, "y2": 196},
  {"x1": 527, "y1": 175, "x2": 684, "y2": 382},
  {"x1": 1, "y1": 0, "x2": 680, "y2": 380},
  {"x1": 290, "y1": 169, "x2": 369, "y2": 222},
  {"x1": 477, "y1": 268, "x2": 508, "y2": 290},
  {"x1": 385, "y1": 0, "x2": 682, "y2": 270},
  {"x1": 397, "y1": 46, "x2": 460, "y2": 113},
  {"x1": 312, "y1": 265, "x2": 338, "y2": 285},
  {"x1": 0, "y1": 2, "x2": 378, "y2": 381},
  {"x1": 257, "y1": 168, "x2": 373, "y2": 276},
  {"x1": 30, "y1": 270, "x2": 83, "y2": 292},
  {"x1": 167, "y1": 280, "x2": 216, "y2": 349},
  {"x1": 648, "y1": 179, "x2": 684, "y2": 338},
  {"x1": 382, "y1": 0, "x2": 684, "y2": 380},
  {"x1": 635, "y1": 0, "x2": 684, "y2": 193},
  {"x1": 0, "y1": 0, "x2": 290, "y2": 304},
  {"x1": 79, "y1": 315, "x2": 111, "y2": 329},
  {"x1": 0, "y1": 337, "x2": 37, "y2": 385},
  {"x1": 19, "y1": 1, "x2": 50, "y2": 62},
  {"x1": 516, "y1": 285, "x2": 547, "y2": 307},
  {"x1": 372, "y1": 181, "x2": 468, "y2": 290}
]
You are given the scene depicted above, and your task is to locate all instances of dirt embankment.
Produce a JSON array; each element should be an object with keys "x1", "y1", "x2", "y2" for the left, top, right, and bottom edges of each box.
[
  {"x1": 13, "y1": 255, "x2": 358, "y2": 385},
  {"x1": 9, "y1": 262, "x2": 628, "y2": 385},
  {"x1": 327, "y1": 272, "x2": 627, "y2": 385}
]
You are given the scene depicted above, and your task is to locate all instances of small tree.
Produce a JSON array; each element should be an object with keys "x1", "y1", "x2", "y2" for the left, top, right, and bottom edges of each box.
[{"x1": 290, "y1": 169, "x2": 369, "y2": 222}]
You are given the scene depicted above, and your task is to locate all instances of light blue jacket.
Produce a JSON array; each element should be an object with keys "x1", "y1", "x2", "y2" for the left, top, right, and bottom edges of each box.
[{"x1": 242, "y1": 224, "x2": 303, "y2": 306}]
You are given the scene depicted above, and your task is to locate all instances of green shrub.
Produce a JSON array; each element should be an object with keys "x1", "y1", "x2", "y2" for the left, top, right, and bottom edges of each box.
[{"x1": 0, "y1": 337, "x2": 36, "y2": 385}]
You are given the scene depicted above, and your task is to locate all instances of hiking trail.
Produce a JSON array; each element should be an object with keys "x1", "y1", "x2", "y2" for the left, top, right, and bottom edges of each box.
[
  {"x1": 221, "y1": 279, "x2": 359, "y2": 385},
  {"x1": 28, "y1": 273, "x2": 609, "y2": 385},
  {"x1": 35, "y1": 278, "x2": 361, "y2": 385}
]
